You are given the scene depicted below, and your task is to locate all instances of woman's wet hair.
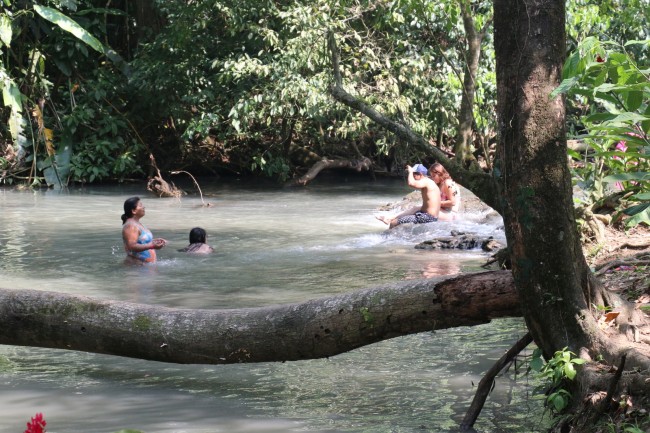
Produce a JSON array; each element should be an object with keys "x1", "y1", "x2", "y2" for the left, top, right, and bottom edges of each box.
[
  {"x1": 121, "y1": 196, "x2": 140, "y2": 224},
  {"x1": 189, "y1": 227, "x2": 207, "y2": 244},
  {"x1": 429, "y1": 162, "x2": 451, "y2": 181}
]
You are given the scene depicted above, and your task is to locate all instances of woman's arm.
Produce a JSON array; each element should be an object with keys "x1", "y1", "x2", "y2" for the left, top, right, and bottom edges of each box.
[{"x1": 122, "y1": 224, "x2": 164, "y2": 252}]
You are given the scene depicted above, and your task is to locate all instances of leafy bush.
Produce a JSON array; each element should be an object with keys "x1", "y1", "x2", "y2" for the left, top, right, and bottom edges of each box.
[
  {"x1": 530, "y1": 347, "x2": 586, "y2": 414},
  {"x1": 553, "y1": 37, "x2": 650, "y2": 227}
]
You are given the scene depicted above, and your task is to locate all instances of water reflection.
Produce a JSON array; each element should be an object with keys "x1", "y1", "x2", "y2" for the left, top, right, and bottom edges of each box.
[{"x1": 0, "y1": 181, "x2": 543, "y2": 433}]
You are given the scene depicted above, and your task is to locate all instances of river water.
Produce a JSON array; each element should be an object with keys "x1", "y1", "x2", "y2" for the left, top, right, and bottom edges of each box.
[{"x1": 0, "y1": 177, "x2": 546, "y2": 433}]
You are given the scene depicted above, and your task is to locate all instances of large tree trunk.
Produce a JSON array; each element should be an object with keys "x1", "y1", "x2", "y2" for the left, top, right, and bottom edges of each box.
[
  {"x1": 493, "y1": 0, "x2": 648, "y2": 370},
  {"x1": 0, "y1": 272, "x2": 518, "y2": 364},
  {"x1": 493, "y1": 0, "x2": 591, "y2": 355}
]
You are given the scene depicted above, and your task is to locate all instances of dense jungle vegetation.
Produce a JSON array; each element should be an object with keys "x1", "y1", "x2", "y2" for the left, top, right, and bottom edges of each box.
[
  {"x1": 0, "y1": 0, "x2": 648, "y2": 249},
  {"x1": 1, "y1": 1, "x2": 647, "y2": 217}
]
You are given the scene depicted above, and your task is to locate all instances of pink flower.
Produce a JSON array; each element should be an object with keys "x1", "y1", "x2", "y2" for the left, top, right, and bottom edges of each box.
[
  {"x1": 615, "y1": 141, "x2": 627, "y2": 152},
  {"x1": 24, "y1": 413, "x2": 46, "y2": 433}
]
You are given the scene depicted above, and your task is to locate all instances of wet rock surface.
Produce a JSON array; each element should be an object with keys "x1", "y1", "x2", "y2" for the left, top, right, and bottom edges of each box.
[{"x1": 415, "y1": 230, "x2": 504, "y2": 251}]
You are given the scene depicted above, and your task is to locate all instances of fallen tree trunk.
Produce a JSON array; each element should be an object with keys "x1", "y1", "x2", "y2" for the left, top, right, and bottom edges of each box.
[
  {"x1": 0, "y1": 271, "x2": 518, "y2": 364},
  {"x1": 294, "y1": 157, "x2": 373, "y2": 186}
]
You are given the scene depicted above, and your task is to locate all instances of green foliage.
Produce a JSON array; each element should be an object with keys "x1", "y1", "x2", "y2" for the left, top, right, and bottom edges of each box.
[
  {"x1": 33, "y1": 4, "x2": 105, "y2": 54},
  {"x1": 0, "y1": 0, "x2": 132, "y2": 186},
  {"x1": 553, "y1": 37, "x2": 650, "y2": 227},
  {"x1": 61, "y1": 71, "x2": 143, "y2": 183},
  {"x1": 129, "y1": 0, "x2": 495, "y2": 177},
  {"x1": 251, "y1": 154, "x2": 290, "y2": 181},
  {"x1": 530, "y1": 347, "x2": 586, "y2": 415}
]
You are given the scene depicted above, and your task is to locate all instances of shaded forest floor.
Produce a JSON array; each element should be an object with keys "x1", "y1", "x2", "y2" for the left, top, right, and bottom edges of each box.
[
  {"x1": 585, "y1": 224, "x2": 650, "y2": 307},
  {"x1": 578, "y1": 223, "x2": 650, "y2": 433}
]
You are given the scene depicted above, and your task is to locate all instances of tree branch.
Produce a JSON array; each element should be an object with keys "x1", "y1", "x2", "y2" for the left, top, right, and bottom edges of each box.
[
  {"x1": 325, "y1": 31, "x2": 500, "y2": 212},
  {"x1": 0, "y1": 271, "x2": 519, "y2": 365}
]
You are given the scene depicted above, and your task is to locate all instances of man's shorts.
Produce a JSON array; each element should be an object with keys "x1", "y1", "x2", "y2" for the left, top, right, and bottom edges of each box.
[{"x1": 396, "y1": 211, "x2": 438, "y2": 226}]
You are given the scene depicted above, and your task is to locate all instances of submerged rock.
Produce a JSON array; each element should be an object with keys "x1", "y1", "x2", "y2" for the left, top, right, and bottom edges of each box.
[{"x1": 415, "y1": 230, "x2": 504, "y2": 251}]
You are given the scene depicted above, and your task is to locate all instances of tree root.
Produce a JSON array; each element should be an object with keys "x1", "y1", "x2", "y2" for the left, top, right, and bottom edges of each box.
[
  {"x1": 595, "y1": 250, "x2": 650, "y2": 276},
  {"x1": 146, "y1": 153, "x2": 184, "y2": 198},
  {"x1": 553, "y1": 357, "x2": 650, "y2": 433},
  {"x1": 460, "y1": 332, "x2": 533, "y2": 430}
]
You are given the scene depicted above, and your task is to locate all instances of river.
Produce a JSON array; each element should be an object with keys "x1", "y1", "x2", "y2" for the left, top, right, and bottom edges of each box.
[{"x1": 0, "y1": 177, "x2": 546, "y2": 433}]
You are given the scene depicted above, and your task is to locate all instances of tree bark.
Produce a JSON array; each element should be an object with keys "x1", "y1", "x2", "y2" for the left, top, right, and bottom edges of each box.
[
  {"x1": 0, "y1": 271, "x2": 518, "y2": 364},
  {"x1": 294, "y1": 157, "x2": 373, "y2": 186},
  {"x1": 493, "y1": 0, "x2": 649, "y2": 372},
  {"x1": 455, "y1": 0, "x2": 492, "y2": 167}
]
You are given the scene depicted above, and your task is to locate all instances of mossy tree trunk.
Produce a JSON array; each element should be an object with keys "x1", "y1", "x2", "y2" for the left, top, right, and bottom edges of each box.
[{"x1": 493, "y1": 0, "x2": 647, "y2": 367}]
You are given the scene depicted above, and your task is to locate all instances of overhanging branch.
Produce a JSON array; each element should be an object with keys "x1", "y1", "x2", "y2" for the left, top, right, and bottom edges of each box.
[{"x1": 325, "y1": 31, "x2": 501, "y2": 211}]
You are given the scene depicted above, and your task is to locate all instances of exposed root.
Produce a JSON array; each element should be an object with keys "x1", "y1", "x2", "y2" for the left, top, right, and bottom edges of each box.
[
  {"x1": 595, "y1": 251, "x2": 650, "y2": 276},
  {"x1": 170, "y1": 170, "x2": 212, "y2": 206},
  {"x1": 146, "y1": 153, "x2": 184, "y2": 198},
  {"x1": 460, "y1": 332, "x2": 533, "y2": 430}
]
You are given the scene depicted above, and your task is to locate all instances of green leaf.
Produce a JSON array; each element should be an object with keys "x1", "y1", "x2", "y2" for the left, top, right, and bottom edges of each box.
[
  {"x1": 563, "y1": 362, "x2": 576, "y2": 380},
  {"x1": 593, "y1": 83, "x2": 618, "y2": 93},
  {"x1": 530, "y1": 356, "x2": 544, "y2": 372},
  {"x1": 603, "y1": 172, "x2": 650, "y2": 182},
  {"x1": 1, "y1": 77, "x2": 22, "y2": 112},
  {"x1": 625, "y1": 91, "x2": 643, "y2": 111},
  {"x1": 549, "y1": 393, "x2": 568, "y2": 412},
  {"x1": 624, "y1": 207, "x2": 650, "y2": 227},
  {"x1": 33, "y1": 5, "x2": 105, "y2": 54},
  {"x1": 643, "y1": 104, "x2": 650, "y2": 133},
  {"x1": 0, "y1": 14, "x2": 12, "y2": 47},
  {"x1": 624, "y1": 39, "x2": 650, "y2": 48},
  {"x1": 622, "y1": 203, "x2": 650, "y2": 217},
  {"x1": 584, "y1": 112, "x2": 617, "y2": 123},
  {"x1": 609, "y1": 112, "x2": 649, "y2": 124},
  {"x1": 562, "y1": 51, "x2": 583, "y2": 78},
  {"x1": 551, "y1": 77, "x2": 579, "y2": 98}
]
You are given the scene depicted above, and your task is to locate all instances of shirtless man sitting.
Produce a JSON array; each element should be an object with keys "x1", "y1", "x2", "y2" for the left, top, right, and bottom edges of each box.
[{"x1": 376, "y1": 164, "x2": 441, "y2": 229}]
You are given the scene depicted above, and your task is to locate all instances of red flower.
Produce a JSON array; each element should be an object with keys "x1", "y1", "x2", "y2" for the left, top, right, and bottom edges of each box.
[
  {"x1": 24, "y1": 413, "x2": 46, "y2": 433},
  {"x1": 596, "y1": 55, "x2": 605, "y2": 63}
]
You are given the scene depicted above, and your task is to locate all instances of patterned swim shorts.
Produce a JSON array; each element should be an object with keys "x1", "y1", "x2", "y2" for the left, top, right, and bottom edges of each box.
[{"x1": 396, "y1": 211, "x2": 438, "y2": 226}]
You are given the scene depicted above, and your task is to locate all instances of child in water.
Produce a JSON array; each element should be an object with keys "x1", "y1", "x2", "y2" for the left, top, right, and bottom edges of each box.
[{"x1": 178, "y1": 227, "x2": 214, "y2": 254}]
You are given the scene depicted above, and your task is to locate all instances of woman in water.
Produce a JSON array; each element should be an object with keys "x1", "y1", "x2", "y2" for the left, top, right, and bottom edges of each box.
[
  {"x1": 121, "y1": 196, "x2": 167, "y2": 264},
  {"x1": 178, "y1": 227, "x2": 214, "y2": 254},
  {"x1": 429, "y1": 162, "x2": 461, "y2": 221}
]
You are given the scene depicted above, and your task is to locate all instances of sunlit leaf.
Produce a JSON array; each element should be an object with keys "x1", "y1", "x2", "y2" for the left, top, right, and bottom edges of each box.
[
  {"x1": 624, "y1": 39, "x2": 650, "y2": 48},
  {"x1": 563, "y1": 362, "x2": 576, "y2": 380},
  {"x1": 551, "y1": 76, "x2": 579, "y2": 98},
  {"x1": 33, "y1": 5, "x2": 105, "y2": 54},
  {"x1": 0, "y1": 14, "x2": 12, "y2": 47},
  {"x1": 2, "y1": 77, "x2": 21, "y2": 111},
  {"x1": 624, "y1": 206, "x2": 650, "y2": 227},
  {"x1": 44, "y1": 128, "x2": 55, "y2": 156}
]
